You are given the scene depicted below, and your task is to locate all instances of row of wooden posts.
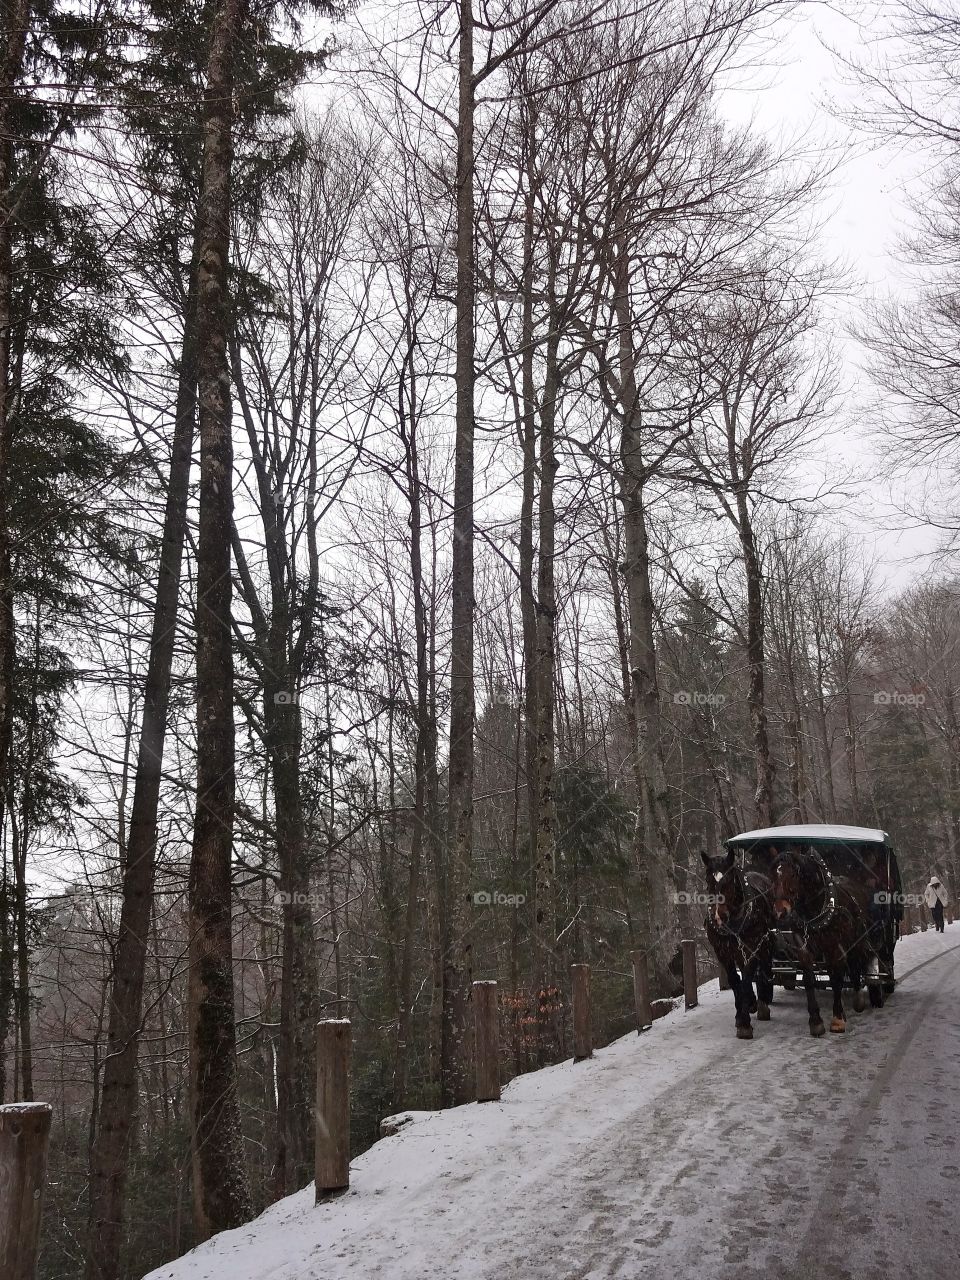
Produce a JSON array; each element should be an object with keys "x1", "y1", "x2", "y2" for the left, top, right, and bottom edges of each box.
[
  {"x1": 3, "y1": 915, "x2": 951, "y2": 1275},
  {"x1": 314, "y1": 941, "x2": 706, "y2": 1195}
]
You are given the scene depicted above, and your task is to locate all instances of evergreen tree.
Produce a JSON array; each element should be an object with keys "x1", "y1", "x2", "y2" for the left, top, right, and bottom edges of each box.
[{"x1": 866, "y1": 705, "x2": 946, "y2": 887}]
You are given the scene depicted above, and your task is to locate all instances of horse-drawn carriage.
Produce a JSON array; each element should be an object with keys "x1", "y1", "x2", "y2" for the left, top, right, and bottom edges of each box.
[
  {"x1": 701, "y1": 823, "x2": 903, "y2": 1038},
  {"x1": 725, "y1": 823, "x2": 902, "y2": 997}
]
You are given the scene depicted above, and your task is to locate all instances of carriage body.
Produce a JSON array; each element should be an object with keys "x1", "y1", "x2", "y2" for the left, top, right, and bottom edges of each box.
[{"x1": 724, "y1": 823, "x2": 902, "y2": 992}]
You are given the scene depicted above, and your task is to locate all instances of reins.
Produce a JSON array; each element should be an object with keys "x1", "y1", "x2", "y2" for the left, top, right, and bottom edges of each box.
[{"x1": 713, "y1": 873, "x2": 769, "y2": 966}]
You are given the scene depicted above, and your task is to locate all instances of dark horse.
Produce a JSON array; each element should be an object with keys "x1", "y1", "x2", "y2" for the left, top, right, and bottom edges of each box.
[
  {"x1": 701, "y1": 849, "x2": 775, "y2": 1040},
  {"x1": 768, "y1": 846, "x2": 882, "y2": 1037}
]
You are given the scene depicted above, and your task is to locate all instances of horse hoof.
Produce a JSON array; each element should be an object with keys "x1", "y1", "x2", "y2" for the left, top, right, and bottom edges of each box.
[
  {"x1": 736, "y1": 1025, "x2": 754, "y2": 1039},
  {"x1": 757, "y1": 1002, "x2": 770, "y2": 1021},
  {"x1": 853, "y1": 991, "x2": 867, "y2": 1013},
  {"x1": 830, "y1": 1017, "x2": 846, "y2": 1033},
  {"x1": 810, "y1": 1022, "x2": 826, "y2": 1037}
]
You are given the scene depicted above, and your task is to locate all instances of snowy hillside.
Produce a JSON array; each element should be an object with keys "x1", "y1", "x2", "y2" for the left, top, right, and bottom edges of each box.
[{"x1": 144, "y1": 926, "x2": 960, "y2": 1280}]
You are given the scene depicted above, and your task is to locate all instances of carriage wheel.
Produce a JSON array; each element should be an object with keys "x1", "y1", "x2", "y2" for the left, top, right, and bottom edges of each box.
[{"x1": 881, "y1": 943, "x2": 896, "y2": 994}]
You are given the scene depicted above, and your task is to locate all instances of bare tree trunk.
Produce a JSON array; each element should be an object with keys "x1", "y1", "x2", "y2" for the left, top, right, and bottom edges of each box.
[
  {"x1": 86, "y1": 238, "x2": 200, "y2": 1280},
  {"x1": 620, "y1": 475, "x2": 674, "y2": 987},
  {"x1": 233, "y1": 400, "x2": 318, "y2": 1195},
  {"x1": 533, "y1": 309, "x2": 560, "y2": 1060},
  {"x1": 843, "y1": 673, "x2": 860, "y2": 822},
  {"x1": 228, "y1": 351, "x2": 319, "y2": 1197},
  {"x1": 264, "y1": 658, "x2": 316, "y2": 1196},
  {"x1": 393, "y1": 359, "x2": 437, "y2": 1109},
  {"x1": 602, "y1": 508, "x2": 658, "y2": 877},
  {"x1": 736, "y1": 500, "x2": 775, "y2": 826},
  {"x1": 9, "y1": 604, "x2": 41, "y2": 1105},
  {"x1": 518, "y1": 153, "x2": 540, "y2": 1006},
  {"x1": 0, "y1": 855, "x2": 11, "y2": 1101},
  {"x1": 441, "y1": 0, "x2": 475, "y2": 1108},
  {"x1": 187, "y1": 0, "x2": 252, "y2": 1237},
  {"x1": 815, "y1": 692, "x2": 837, "y2": 821},
  {"x1": 786, "y1": 701, "x2": 806, "y2": 822},
  {"x1": 1, "y1": 7, "x2": 35, "y2": 1115},
  {"x1": 12, "y1": 812, "x2": 31, "y2": 1100},
  {"x1": 0, "y1": 25, "x2": 31, "y2": 1112},
  {"x1": 0, "y1": 0, "x2": 30, "y2": 822},
  {"x1": 609, "y1": 233, "x2": 675, "y2": 986}
]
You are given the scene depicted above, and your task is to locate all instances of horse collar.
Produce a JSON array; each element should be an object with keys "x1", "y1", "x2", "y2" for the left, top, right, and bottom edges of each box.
[{"x1": 797, "y1": 847, "x2": 837, "y2": 933}]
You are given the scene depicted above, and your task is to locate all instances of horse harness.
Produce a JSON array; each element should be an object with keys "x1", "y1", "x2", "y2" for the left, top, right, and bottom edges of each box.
[
  {"x1": 774, "y1": 848, "x2": 861, "y2": 952},
  {"x1": 710, "y1": 875, "x2": 769, "y2": 968}
]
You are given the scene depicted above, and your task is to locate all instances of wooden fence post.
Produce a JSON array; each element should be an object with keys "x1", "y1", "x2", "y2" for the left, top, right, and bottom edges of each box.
[
  {"x1": 571, "y1": 964, "x2": 592, "y2": 1060},
  {"x1": 631, "y1": 950, "x2": 652, "y2": 1032},
  {"x1": 473, "y1": 981, "x2": 500, "y2": 1102},
  {"x1": 315, "y1": 1019, "x2": 351, "y2": 1199},
  {"x1": 0, "y1": 1102, "x2": 52, "y2": 1280},
  {"x1": 682, "y1": 939, "x2": 698, "y2": 1009}
]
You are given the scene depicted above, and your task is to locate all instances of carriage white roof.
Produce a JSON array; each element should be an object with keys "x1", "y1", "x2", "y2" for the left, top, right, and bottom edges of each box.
[{"x1": 728, "y1": 823, "x2": 889, "y2": 844}]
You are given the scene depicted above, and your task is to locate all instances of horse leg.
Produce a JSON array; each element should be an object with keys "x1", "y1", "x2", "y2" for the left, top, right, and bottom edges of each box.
[
  {"x1": 729, "y1": 964, "x2": 753, "y2": 1040},
  {"x1": 745, "y1": 972, "x2": 758, "y2": 1015},
  {"x1": 750, "y1": 959, "x2": 771, "y2": 1020},
  {"x1": 760, "y1": 946, "x2": 775, "y2": 1016},
  {"x1": 829, "y1": 968, "x2": 846, "y2": 1032},
  {"x1": 761, "y1": 967, "x2": 775, "y2": 1011},
  {"x1": 803, "y1": 966, "x2": 825, "y2": 1037}
]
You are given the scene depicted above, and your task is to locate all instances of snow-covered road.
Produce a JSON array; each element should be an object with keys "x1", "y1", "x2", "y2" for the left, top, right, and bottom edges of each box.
[{"x1": 146, "y1": 926, "x2": 960, "y2": 1280}]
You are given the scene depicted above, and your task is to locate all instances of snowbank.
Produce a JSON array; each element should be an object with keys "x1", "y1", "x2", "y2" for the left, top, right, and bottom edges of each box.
[{"x1": 143, "y1": 924, "x2": 960, "y2": 1280}]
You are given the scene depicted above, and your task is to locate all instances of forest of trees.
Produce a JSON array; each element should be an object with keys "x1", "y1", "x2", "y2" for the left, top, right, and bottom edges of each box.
[{"x1": 2, "y1": 0, "x2": 960, "y2": 1276}]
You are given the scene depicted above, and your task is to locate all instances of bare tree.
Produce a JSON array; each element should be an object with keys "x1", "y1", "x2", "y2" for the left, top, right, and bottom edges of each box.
[
  {"x1": 188, "y1": 0, "x2": 253, "y2": 1237},
  {"x1": 844, "y1": 2, "x2": 960, "y2": 539},
  {"x1": 229, "y1": 113, "x2": 375, "y2": 1191},
  {"x1": 555, "y1": 0, "x2": 793, "y2": 975},
  {"x1": 681, "y1": 261, "x2": 837, "y2": 825}
]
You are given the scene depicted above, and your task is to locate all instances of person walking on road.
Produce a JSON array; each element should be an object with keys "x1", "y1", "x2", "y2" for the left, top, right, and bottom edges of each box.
[{"x1": 924, "y1": 874, "x2": 948, "y2": 933}]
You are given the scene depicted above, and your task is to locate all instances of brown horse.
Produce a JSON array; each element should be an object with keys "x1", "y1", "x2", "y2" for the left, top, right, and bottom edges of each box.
[
  {"x1": 768, "y1": 847, "x2": 880, "y2": 1036},
  {"x1": 701, "y1": 850, "x2": 775, "y2": 1040}
]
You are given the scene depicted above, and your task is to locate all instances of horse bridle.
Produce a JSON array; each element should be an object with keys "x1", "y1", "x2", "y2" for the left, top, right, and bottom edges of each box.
[{"x1": 714, "y1": 870, "x2": 768, "y2": 965}]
